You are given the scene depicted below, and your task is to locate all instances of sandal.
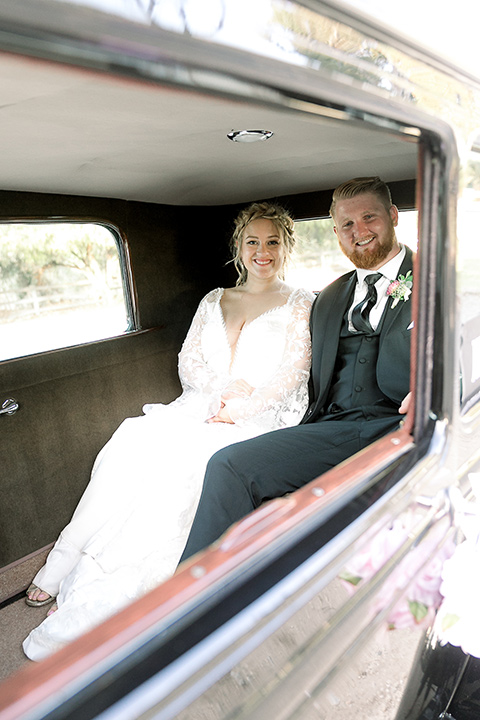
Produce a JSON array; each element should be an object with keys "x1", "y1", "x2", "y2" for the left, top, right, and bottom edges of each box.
[{"x1": 25, "y1": 583, "x2": 55, "y2": 607}]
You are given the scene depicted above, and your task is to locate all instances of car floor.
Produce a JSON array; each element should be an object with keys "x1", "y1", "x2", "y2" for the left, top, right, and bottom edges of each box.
[
  {"x1": 0, "y1": 597, "x2": 49, "y2": 680},
  {"x1": 0, "y1": 548, "x2": 51, "y2": 682}
]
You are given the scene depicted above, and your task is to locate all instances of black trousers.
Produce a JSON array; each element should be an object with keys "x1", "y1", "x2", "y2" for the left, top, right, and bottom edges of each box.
[{"x1": 179, "y1": 412, "x2": 401, "y2": 562}]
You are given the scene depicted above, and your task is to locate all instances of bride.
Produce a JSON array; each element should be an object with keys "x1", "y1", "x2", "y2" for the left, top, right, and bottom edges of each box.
[{"x1": 23, "y1": 201, "x2": 314, "y2": 661}]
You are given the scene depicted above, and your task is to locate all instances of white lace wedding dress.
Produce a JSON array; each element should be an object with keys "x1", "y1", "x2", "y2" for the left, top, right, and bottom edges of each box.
[{"x1": 23, "y1": 286, "x2": 313, "y2": 661}]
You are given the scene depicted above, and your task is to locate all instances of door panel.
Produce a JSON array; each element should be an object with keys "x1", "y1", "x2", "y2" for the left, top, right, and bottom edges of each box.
[{"x1": 0, "y1": 328, "x2": 181, "y2": 566}]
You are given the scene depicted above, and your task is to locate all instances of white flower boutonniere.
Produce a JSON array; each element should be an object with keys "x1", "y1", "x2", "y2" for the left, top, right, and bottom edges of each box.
[{"x1": 387, "y1": 270, "x2": 413, "y2": 308}]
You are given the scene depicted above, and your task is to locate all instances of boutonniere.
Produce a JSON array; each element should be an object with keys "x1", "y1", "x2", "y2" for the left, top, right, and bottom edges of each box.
[{"x1": 387, "y1": 270, "x2": 413, "y2": 308}]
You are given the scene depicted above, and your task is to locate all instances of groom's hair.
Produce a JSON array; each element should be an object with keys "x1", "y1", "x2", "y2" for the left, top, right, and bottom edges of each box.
[{"x1": 329, "y1": 176, "x2": 393, "y2": 219}]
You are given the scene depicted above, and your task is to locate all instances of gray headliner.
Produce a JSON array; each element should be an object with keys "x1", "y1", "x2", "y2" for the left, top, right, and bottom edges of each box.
[{"x1": 0, "y1": 51, "x2": 417, "y2": 206}]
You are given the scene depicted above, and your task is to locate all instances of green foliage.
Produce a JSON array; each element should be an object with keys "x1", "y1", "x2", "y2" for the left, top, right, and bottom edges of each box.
[
  {"x1": 294, "y1": 217, "x2": 346, "y2": 270},
  {"x1": 408, "y1": 600, "x2": 429, "y2": 623},
  {"x1": 339, "y1": 570, "x2": 362, "y2": 586},
  {"x1": 441, "y1": 612, "x2": 460, "y2": 632},
  {"x1": 466, "y1": 157, "x2": 480, "y2": 190},
  {"x1": 0, "y1": 223, "x2": 123, "y2": 327},
  {"x1": 0, "y1": 223, "x2": 117, "y2": 291}
]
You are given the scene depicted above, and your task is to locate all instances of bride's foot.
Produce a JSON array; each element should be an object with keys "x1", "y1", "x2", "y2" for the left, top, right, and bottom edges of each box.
[
  {"x1": 47, "y1": 603, "x2": 58, "y2": 616},
  {"x1": 25, "y1": 584, "x2": 55, "y2": 607}
]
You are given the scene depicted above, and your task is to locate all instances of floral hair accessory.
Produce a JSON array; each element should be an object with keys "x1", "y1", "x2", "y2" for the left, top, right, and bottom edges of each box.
[{"x1": 387, "y1": 270, "x2": 413, "y2": 308}]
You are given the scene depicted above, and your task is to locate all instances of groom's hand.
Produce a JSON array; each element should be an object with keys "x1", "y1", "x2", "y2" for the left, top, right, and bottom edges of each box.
[{"x1": 399, "y1": 392, "x2": 412, "y2": 414}]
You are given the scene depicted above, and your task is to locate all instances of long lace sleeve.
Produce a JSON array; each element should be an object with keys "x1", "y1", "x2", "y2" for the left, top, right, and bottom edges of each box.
[
  {"x1": 225, "y1": 288, "x2": 314, "y2": 429},
  {"x1": 177, "y1": 289, "x2": 228, "y2": 398}
]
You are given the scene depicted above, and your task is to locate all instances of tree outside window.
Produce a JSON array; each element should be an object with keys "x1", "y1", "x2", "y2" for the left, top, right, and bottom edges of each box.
[{"x1": 0, "y1": 223, "x2": 130, "y2": 361}]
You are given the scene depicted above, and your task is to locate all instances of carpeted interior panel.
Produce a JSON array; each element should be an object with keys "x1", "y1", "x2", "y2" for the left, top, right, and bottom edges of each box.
[{"x1": 0, "y1": 329, "x2": 185, "y2": 566}]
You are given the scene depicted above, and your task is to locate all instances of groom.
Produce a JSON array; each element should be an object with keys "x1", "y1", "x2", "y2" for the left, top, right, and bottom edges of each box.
[{"x1": 180, "y1": 176, "x2": 414, "y2": 561}]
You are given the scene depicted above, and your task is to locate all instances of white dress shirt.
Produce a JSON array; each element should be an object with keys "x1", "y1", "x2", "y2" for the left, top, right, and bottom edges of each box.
[{"x1": 348, "y1": 245, "x2": 406, "y2": 332}]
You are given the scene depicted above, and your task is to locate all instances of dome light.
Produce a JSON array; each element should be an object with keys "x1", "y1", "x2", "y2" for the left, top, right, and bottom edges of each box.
[{"x1": 227, "y1": 129, "x2": 273, "y2": 143}]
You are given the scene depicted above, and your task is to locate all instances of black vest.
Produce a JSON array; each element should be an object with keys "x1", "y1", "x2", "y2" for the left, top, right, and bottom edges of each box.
[{"x1": 324, "y1": 306, "x2": 396, "y2": 417}]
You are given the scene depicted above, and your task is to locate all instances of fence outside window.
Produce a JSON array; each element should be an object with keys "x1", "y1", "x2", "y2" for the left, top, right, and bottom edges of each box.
[{"x1": 0, "y1": 222, "x2": 131, "y2": 361}]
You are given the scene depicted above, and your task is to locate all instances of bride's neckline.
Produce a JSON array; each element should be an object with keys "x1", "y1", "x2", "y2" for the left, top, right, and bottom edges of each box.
[{"x1": 218, "y1": 287, "x2": 295, "y2": 367}]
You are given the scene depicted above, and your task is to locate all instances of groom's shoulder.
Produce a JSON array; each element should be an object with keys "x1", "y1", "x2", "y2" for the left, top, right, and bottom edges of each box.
[
  {"x1": 310, "y1": 270, "x2": 354, "y2": 321},
  {"x1": 315, "y1": 269, "x2": 355, "y2": 302}
]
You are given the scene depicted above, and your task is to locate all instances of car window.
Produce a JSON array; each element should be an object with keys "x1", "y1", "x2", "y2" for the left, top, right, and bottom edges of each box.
[
  {"x1": 459, "y1": 148, "x2": 480, "y2": 410},
  {"x1": 0, "y1": 222, "x2": 132, "y2": 361},
  {"x1": 288, "y1": 210, "x2": 418, "y2": 291}
]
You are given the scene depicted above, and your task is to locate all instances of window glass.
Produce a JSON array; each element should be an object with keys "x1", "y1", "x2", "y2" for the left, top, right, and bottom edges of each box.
[
  {"x1": 458, "y1": 155, "x2": 480, "y2": 324},
  {"x1": 458, "y1": 151, "x2": 480, "y2": 409},
  {"x1": 287, "y1": 210, "x2": 418, "y2": 291},
  {"x1": 0, "y1": 223, "x2": 131, "y2": 361}
]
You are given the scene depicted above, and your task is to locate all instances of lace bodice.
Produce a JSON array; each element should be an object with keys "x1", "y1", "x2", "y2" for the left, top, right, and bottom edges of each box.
[{"x1": 177, "y1": 287, "x2": 314, "y2": 430}]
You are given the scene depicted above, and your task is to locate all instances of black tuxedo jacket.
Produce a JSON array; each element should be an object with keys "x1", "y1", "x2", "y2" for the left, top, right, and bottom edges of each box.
[{"x1": 302, "y1": 246, "x2": 414, "y2": 424}]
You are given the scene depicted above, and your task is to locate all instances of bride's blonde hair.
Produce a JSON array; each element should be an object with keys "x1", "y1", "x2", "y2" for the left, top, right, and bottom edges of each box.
[{"x1": 231, "y1": 202, "x2": 296, "y2": 285}]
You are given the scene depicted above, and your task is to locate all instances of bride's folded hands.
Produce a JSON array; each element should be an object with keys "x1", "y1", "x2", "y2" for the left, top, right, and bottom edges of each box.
[
  {"x1": 207, "y1": 403, "x2": 234, "y2": 424},
  {"x1": 222, "y1": 379, "x2": 255, "y2": 401},
  {"x1": 207, "y1": 379, "x2": 255, "y2": 424}
]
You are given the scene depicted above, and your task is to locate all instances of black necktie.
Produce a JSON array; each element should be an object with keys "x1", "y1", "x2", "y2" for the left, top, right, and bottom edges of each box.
[{"x1": 351, "y1": 272, "x2": 382, "y2": 334}]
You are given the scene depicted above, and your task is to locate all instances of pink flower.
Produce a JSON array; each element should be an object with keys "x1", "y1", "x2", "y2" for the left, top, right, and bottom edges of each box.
[
  {"x1": 387, "y1": 280, "x2": 400, "y2": 294},
  {"x1": 386, "y1": 271, "x2": 413, "y2": 308},
  {"x1": 340, "y1": 512, "x2": 455, "y2": 630}
]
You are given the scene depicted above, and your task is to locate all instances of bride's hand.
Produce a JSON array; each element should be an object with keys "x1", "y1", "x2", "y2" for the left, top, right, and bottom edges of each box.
[
  {"x1": 207, "y1": 403, "x2": 234, "y2": 424},
  {"x1": 208, "y1": 380, "x2": 255, "y2": 423},
  {"x1": 221, "y1": 379, "x2": 255, "y2": 402}
]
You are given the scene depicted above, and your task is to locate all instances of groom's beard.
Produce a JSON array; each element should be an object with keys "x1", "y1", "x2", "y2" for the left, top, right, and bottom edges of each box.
[{"x1": 344, "y1": 224, "x2": 397, "y2": 270}]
